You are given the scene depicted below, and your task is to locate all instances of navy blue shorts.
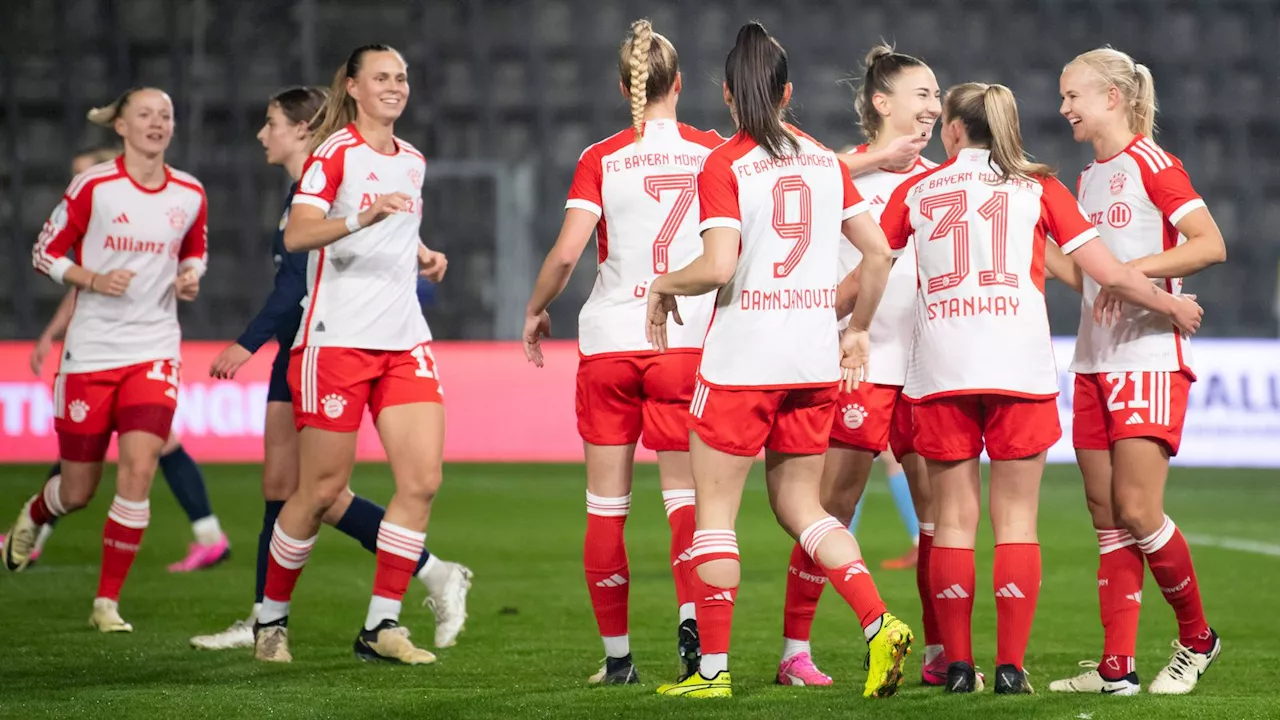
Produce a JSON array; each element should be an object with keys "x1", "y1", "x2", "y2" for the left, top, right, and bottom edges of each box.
[{"x1": 268, "y1": 346, "x2": 292, "y2": 403}]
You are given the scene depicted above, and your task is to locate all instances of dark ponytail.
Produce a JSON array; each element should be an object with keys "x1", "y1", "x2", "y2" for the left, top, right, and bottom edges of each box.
[{"x1": 725, "y1": 22, "x2": 797, "y2": 160}]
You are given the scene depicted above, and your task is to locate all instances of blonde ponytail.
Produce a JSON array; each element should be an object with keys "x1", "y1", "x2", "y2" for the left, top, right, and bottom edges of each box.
[
  {"x1": 943, "y1": 82, "x2": 1052, "y2": 185},
  {"x1": 627, "y1": 20, "x2": 653, "y2": 143},
  {"x1": 617, "y1": 19, "x2": 680, "y2": 144},
  {"x1": 307, "y1": 44, "x2": 403, "y2": 153},
  {"x1": 1131, "y1": 62, "x2": 1157, "y2": 138},
  {"x1": 86, "y1": 88, "x2": 143, "y2": 127},
  {"x1": 1067, "y1": 47, "x2": 1158, "y2": 138}
]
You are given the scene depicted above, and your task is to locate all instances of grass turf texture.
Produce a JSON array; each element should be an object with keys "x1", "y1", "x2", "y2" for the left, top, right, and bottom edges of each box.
[{"x1": 0, "y1": 463, "x2": 1276, "y2": 719}]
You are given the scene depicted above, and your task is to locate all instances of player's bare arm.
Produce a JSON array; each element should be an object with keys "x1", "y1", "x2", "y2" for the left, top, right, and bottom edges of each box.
[
  {"x1": 646, "y1": 227, "x2": 737, "y2": 352},
  {"x1": 840, "y1": 211, "x2": 892, "y2": 332},
  {"x1": 1044, "y1": 241, "x2": 1084, "y2": 294},
  {"x1": 283, "y1": 192, "x2": 410, "y2": 252},
  {"x1": 522, "y1": 208, "x2": 598, "y2": 366},
  {"x1": 1127, "y1": 207, "x2": 1226, "y2": 279}
]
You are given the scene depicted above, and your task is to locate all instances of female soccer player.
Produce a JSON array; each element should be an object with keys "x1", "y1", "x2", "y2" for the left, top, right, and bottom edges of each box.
[
  {"x1": 1048, "y1": 47, "x2": 1226, "y2": 697},
  {"x1": 522, "y1": 19, "x2": 723, "y2": 685},
  {"x1": 190, "y1": 87, "x2": 470, "y2": 652},
  {"x1": 878, "y1": 81, "x2": 1203, "y2": 694},
  {"x1": 6, "y1": 87, "x2": 208, "y2": 634},
  {"x1": 778, "y1": 44, "x2": 943, "y2": 688},
  {"x1": 648, "y1": 22, "x2": 910, "y2": 700},
  {"x1": 11, "y1": 146, "x2": 230, "y2": 575},
  {"x1": 253, "y1": 44, "x2": 450, "y2": 666}
]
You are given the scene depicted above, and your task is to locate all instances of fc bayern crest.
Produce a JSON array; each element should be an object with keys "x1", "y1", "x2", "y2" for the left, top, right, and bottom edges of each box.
[
  {"x1": 841, "y1": 403, "x2": 867, "y2": 430},
  {"x1": 1109, "y1": 172, "x2": 1127, "y2": 196},
  {"x1": 408, "y1": 168, "x2": 423, "y2": 189},
  {"x1": 168, "y1": 206, "x2": 189, "y2": 230}
]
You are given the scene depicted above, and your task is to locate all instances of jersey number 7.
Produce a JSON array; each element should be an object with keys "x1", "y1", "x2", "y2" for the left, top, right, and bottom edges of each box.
[{"x1": 643, "y1": 174, "x2": 697, "y2": 274}]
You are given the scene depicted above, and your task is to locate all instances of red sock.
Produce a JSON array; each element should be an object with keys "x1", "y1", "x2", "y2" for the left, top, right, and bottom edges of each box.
[
  {"x1": 1137, "y1": 516, "x2": 1211, "y2": 652},
  {"x1": 262, "y1": 522, "x2": 316, "y2": 610},
  {"x1": 930, "y1": 546, "x2": 975, "y2": 665},
  {"x1": 782, "y1": 541, "x2": 826, "y2": 641},
  {"x1": 690, "y1": 529, "x2": 739, "y2": 656},
  {"x1": 29, "y1": 475, "x2": 68, "y2": 525},
  {"x1": 1096, "y1": 528, "x2": 1144, "y2": 677},
  {"x1": 663, "y1": 490, "x2": 697, "y2": 612},
  {"x1": 372, "y1": 521, "x2": 423, "y2": 601},
  {"x1": 917, "y1": 524, "x2": 940, "y2": 646},
  {"x1": 993, "y1": 543, "x2": 1040, "y2": 669},
  {"x1": 96, "y1": 497, "x2": 149, "y2": 600},
  {"x1": 799, "y1": 517, "x2": 885, "y2": 632},
  {"x1": 584, "y1": 493, "x2": 629, "y2": 638}
]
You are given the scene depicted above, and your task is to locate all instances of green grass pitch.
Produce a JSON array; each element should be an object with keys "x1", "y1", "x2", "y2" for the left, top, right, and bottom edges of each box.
[{"x1": 1, "y1": 462, "x2": 1277, "y2": 719}]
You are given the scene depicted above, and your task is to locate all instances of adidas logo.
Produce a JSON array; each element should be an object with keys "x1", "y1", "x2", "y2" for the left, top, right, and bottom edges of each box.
[
  {"x1": 1124, "y1": 412, "x2": 1144, "y2": 426},
  {"x1": 870, "y1": 194, "x2": 886, "y2": 205},
  {"x1": 704, "y1": 591, "x2": 734, "y2": 603},
  {"x1": 672, "y1": 550, "x2": 692, "y2": 566},
  {"x1": 112, "y1": 213, "x2": 130, "y2": 224},
  {"x1": 995, "y1": 582, "x2": 1026, "y2": 599},
  {"x1": 367, "y1": 172, "x2": 380, "y2": 182},
  {"x1": 1126, "y1": 591, "x2": 1143, "y2": 604},
  {"x1": 936, "y1": 584, "x2": 970, "y2": 600},
  {"x1": 843, "y1": 561, "x2": 868, "y2": 582},
  {"x1": 314, "y1": 321, "x2": 326, "y2": 332},
  {"x1": 595, "y1": 573, "x2": 627, "y2": 588}
]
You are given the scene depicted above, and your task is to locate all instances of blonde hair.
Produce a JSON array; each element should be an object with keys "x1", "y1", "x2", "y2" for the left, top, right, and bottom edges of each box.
[
  {"x1": 308, "y1": 44, "x2": 404, "y2": 153},
  {"x1": 86, "y1": 88, "x2": 156, "y2": 127},
  {"x1": 944, "y1": 82, "x2": 1053, "y2": 184},
  {"x1": 618, "y1": 19, "x2": 679, "y2": 143},
  {"x1": 855, "y1": 43, "x2": 928, "y2": 143},
  {"x1": 1068, "y1": 47, "x2": 1157, "y2": 138}
]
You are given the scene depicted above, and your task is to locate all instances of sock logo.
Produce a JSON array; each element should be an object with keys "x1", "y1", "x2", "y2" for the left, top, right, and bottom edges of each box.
[
  {"x1": 936, "y1": 584, "x2": 970, "y2": 600},
  {"x1": 703, "y1": 591, "x2": 735, "y2": 603},
  {"x1": 321, "y1": 393, "x2": 348, "y2": 419},
  {"x1": 68, "y1": 399, "x2": 90, "y2": 423},
  {"x1": 1126, "y1": 591, "x2": 1143, "y2": 604},
  {"x1": 841, "y1": 403, "x2": 867, "y2": 430},
  {"x1": 787, "y1": 565, "x2": 827, "y2": 584},
  {"x1": 1161, "y1": 576, "x2": 1190, "y2": 595},
  {"x1": 843, "y1": 561, "x2": 868, "y2": 582},
  {"x1": 994, "y1": 583, "x2": 1025, "y2": 599},
  {"x1": 673, "y1": 550, "x2": 692, "y2": 566},
  {"x1": 595, "y1": 573, "x2": 628, "y2": 588}
]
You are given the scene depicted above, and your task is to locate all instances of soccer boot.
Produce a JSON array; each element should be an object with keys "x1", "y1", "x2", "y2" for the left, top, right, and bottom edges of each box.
[
  {"x1": 946, "y1": 661, "x2": 980, "y2": 693},
  {"x1": 677, "y1": 618, "x2": 700, "y2": 681},
  {"x1": 588, "y1": 654, "x2": 639, "y2": 685},
  {"x1": 254, "y1": 616, "x2": 292, "y2": 663},
  {"x1": 3, "y1": 496, "x2": 42, "y2": 572},
  {"x1": 421, "y1": 561, "x2": 473, "y2": 647},
  {"x1": 863, "y1": 613, "x2": 913, "y2": 698},
  {"x1": 921, "y1": 645, "x2": 948, "y2": 686},
  {"x1": 354, "y1": 619, "x2": 436, "y2": 665},
  {"x1": 191, "y1": 613, "x2": 256, "y2": 650},
  {"x1": 776, "y1": 651, "x2": 832, "y2": 686},
  {"x1": 168, "y1": 534, "x2": 232, "y2": 573},
  {"x1": 89, "y1": 598, "x2": 133, "y2": 633},
  {"x1": 993, "y1": 664, "x2": 1034, "y2": 694},
  {"x1": 1149, "y1": 631, "x2": 1220, "y2": 695},
  {"x1": 1049, "y1": 660, "x2": 1140, "y2": 695},
  {"x1": 657, "y1": 670, "x2": 732, "y2": 698}
]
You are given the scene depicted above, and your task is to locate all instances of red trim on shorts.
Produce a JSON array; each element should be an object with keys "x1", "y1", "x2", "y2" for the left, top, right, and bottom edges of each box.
[
  {"x1": 905, "y1": 388, "x2": 1058, "y2": 403},
  {"x1": 300, "y1": 248, "x2": 325, "y2": 347}
]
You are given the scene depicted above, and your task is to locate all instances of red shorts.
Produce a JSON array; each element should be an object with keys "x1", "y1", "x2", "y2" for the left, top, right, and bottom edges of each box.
[
  {"x1": 576, "y1": 351, "x2": 700, "y2": 451},
  {"x1": 1073, "y1": 371, "x2": 1191, "y2": 455},
  {"x1": 288, "y1": 344, "x2": 444, "y2": 432},
  {"x1": 53, "y1": 359, "x2": 180, "y2": 462},
  {"x1": 830, "y1": 382, "x2": 915, "y2": 460},
  {"x1": 912, "y1": 394, "x2": 1061, "y2": 462},
  {"x1": 690, "y1": 378, "x2": 839, "y2": 457}
]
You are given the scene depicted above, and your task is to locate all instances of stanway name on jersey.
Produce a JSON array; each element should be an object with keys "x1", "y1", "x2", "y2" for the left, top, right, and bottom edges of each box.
[
  {"x1": 740, "y1": 285, "x2": 838, "y2": 311},
  {"x1": 605, "y1": 152, "x2": 706, "y2": 173},
  {"x1": 928, "y1": 294, "x2": 1021, "y2": 320},
  {"x1": 736, "y1": 152, "x2": 837, "y2": 177}
]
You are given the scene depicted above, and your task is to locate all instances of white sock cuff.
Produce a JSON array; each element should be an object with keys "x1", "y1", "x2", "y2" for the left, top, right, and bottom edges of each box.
[
  {"x1": 1097, "y1": 527, "x2": 1138, "y2": 555},
  {"x1": 918, "y1": 522, "x2": 935, "y2": 537},
  {"x1": 661, "y1": 489, "x2": 696, "y2": 516},
  {"x1": 586, "y1": 492, "x2": 631, "y2": 517},
  {"x1": 192, "y1": 515, "x2": 223, "y2": 544},
  {"x1": 108, "y1": 496, "x2": 150, "y2": 529},
  {"x1": 1136, "y1": 515, "x2": 1176, "y2": 555},
  {"x1": 269, "y1": 522, "x2": 317, "y2": 570},
  {"x1": 43, "y1": 476, "x2": 66, "y2": 516},
  {"x1": 690, "y1": 529, "x2": 738, "y2": 560},
  {"x1": 376, "y1": 521, "x2": 427, "y2": 561},
  {"x1": 799, "y1": 516, "x2": 846, "y2": 562}
]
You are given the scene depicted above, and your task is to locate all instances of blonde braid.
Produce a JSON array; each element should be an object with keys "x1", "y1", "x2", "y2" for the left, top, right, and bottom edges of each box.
[{"x1": 628, "y1": 19, "x2": 653, "y2": 143}]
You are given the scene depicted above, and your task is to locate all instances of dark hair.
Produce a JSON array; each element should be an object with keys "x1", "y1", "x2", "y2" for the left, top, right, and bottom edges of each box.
[
  {"x1": 725, "y1": 22, "x2": 797, "y2": 160},
  {"x1": 619, "y1": 19, "x2": 680, "y2": 143},
  {"x1": 856, "y1": 44, "x2": 928, "y2": 142},
  {"x1": 271, "y1": 86, "x2": 328, "y2": 125},
  {"x1": 308, "y1": 43, "x2": 405, "y2": 152}
]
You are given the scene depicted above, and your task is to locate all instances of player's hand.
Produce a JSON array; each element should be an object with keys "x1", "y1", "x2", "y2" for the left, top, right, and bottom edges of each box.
[
  {"x1": 418, "y1": 246, "x2": 448, "y2": 282},
  {"x1": 29, "y1": 336, "x2": 52, "y2": 377},
  {"x1": 210, "y1": 343, "x2": 253, "y2": 379},
  {"x1": 1092, "y1": 288, "x2": 1123, "y2": 326},
  {"x1": 359, "y1": 192, "x2": 412, "y2": 227},
  {"x1": 839, "y1": 328, "x2": 870, "y2": 392},
  {"x1": 522, "y1": 310, "x2": 551, "y2": 367},
  {"x1": 174, "y1": 268, "x2": 200, "y2": 302},
  {"x1": 92, "y1": 269, "x2": 135, "y2": 297},
  {"x1": 645, "y1": 291, "x2": 682, "y2": 353},
  {"x1": 1170, "y1": 294, "x2": 1203, "y2": 337},
  {"x1": 880, "y1": 132, "x2": 929, "y2": 172}
]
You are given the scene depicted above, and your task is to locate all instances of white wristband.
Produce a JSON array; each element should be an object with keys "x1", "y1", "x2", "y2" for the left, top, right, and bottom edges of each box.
[{"x1": 345, "y1": 213, "x2": 363, "y2": 233}]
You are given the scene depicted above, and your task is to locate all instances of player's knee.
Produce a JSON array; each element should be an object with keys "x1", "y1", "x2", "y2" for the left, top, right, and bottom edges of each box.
[
  {"x1": 58, "y1": 483, "x2": 94, "y2": 512},
  {"x1": 696, "y1": 558, "x2": 740, "y2": 589},
  {"x1": 1084, "y1": 492, "x2": 1116, "y2": 527},
  {"x1": 1115, "y1": 502, "x2": 1162, "y2": 539},
  {"x1": 115, "y1": 455, "x2": 159, "y2": 493},
  {"x1": 396, "y1": 463, "x2": 442, "y2": 507}
]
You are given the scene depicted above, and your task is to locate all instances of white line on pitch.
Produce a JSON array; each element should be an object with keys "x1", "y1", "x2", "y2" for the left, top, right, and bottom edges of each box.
[{"x1": 1185, "y1": 534, "x2": 1280, "y2": 558}]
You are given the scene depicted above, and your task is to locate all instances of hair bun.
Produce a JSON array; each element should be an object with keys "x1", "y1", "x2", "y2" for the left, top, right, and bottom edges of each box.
[{"x1": 863, "y1": 44, "x2": 894, "y2": 71}]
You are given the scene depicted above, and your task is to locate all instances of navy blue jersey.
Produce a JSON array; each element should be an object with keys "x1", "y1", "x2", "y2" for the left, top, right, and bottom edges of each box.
[{"x1": 236, "y1": 183, "x2": 307, "y2": 352}]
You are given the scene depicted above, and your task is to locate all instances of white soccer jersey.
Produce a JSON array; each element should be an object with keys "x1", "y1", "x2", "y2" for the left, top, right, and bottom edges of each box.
[
  {"x1": 32, "y1": 157, "x2": 208, "y2": 374},
  {"x1": 880, "y1": 148, "x2": 1098, "y2": 401},
  {"x1": 697, "y1": 125, "x2": 868, "y2": 389},
  {"x1": 1069, "y1": 136, "x2": 1204, "y2": 375},
  {"x1": 566, "y1": 120, "x2": 724, "y2": 356},
  {"x1": 840, "y1": 145, "x2": 936, "y2": 385},
  {"x1": 292, "y1": 123, "x2": 431, "y2": 351}
]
